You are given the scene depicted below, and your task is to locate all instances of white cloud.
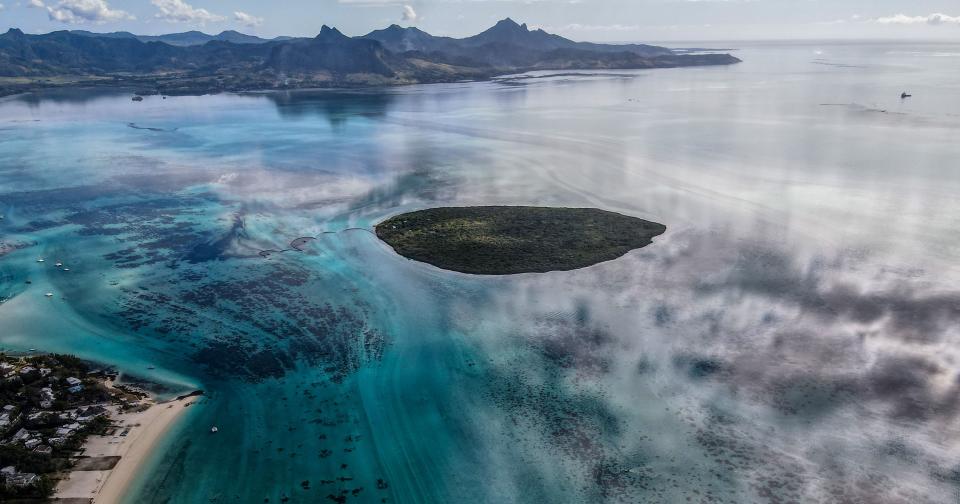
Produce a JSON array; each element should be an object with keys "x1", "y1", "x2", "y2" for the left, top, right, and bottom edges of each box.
[
  {"x1": 874, "y1": 13, "x2": 960, "y2": 26},
  {"x1": 401, "y1": 4, "x2": 417, "y2": 23},
  {"x1": 44, "y1": 0, "x2": 134, "y2": 24},
  {"x1": 0, "y1": 3, "x2": 5, "y2": 10},
  {"x1": 234, "y1": 11, "x2": 263, "y2": 28},
  {"x1": 151, "y1": 0, "x2": 225, "y2": 25},
  {"x1": 545, "y1": 23, "x2": 642, "y2": 32}
]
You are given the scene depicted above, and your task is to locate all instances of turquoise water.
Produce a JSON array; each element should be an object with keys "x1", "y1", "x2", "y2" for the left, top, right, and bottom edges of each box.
[{"x1": 2, "y1": 41, "x2": 960, "y2": 503}]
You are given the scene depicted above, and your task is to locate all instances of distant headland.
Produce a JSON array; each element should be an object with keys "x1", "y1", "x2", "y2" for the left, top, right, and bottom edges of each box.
[
  {"x1": 376, "y1": 206, "x2": 667, "y2": 275},
  {"x1": 0, "y1": 19, "x2": 740, "y2": 97}
]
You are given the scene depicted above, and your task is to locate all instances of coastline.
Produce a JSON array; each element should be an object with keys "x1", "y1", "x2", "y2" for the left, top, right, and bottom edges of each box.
[{"x1": 53, "y1": 394, "x2": 198, "y2": 504}]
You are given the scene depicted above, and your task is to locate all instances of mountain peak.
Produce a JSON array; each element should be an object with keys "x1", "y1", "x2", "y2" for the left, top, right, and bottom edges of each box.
[
  {"x1": 316, "y1": 25, "x2": 348, "y2": 41},
  {"x1": 494, "y1": 18, "x2": 528, "y2": 31},
  {"x1": 5, "y1": 28, "x2": 25, "y2": 37}
]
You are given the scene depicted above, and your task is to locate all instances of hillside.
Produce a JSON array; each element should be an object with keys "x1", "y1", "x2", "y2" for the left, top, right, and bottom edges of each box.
[{"x1": 0, "y1": 20, "x2": 740, "y2": 96}]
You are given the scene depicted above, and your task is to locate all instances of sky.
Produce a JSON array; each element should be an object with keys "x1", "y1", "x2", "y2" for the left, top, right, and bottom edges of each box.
[{"x1": 0, "y1": 0, "x2": 959, "y2": 42}]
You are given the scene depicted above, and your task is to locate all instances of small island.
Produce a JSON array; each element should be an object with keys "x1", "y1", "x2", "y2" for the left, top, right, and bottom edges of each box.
[{"x1": 376, "y1": 206, "x2": 666, "y2": 275}]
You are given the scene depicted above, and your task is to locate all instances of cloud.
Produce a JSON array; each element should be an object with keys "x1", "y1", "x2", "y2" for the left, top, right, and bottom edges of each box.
[
  {"x1": 43, "y1": 0, "x2": 134, "y2": 24},
  {"x1": 151, "y1": 0, "x2": 225, "y2": 25},
  {"x1": 874, "y1": 13, "x2": 960, "y2": 26},
  {"x1": 233, "y1": 11, "x2": 263, "y2": 28},
  {"x1": 401, "y1": 4, "x2": 417, "y2": 23},
  {"x1": 547, "y1": 23, "x2": 642, "y2": 32}
]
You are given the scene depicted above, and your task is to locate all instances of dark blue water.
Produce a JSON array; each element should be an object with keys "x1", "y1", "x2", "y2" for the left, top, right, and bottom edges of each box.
[{"x1": 1, "y1": 41, "x2": 959, "y2": 503}]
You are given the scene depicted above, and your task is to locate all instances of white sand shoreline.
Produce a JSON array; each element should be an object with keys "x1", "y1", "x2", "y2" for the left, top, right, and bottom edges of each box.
[{"x1": 54, "y1": 394, "x2": 197, "y2": 504}]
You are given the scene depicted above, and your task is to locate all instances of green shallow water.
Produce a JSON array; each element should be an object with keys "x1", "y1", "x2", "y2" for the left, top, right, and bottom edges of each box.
[{"x1": 2, "y1": 41, "x2": 960, "y2": 503}]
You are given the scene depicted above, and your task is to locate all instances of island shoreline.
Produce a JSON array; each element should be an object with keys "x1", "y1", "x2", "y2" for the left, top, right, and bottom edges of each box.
[{"x1": 53, "y1": 393, "x2": 200, "y2": 504}]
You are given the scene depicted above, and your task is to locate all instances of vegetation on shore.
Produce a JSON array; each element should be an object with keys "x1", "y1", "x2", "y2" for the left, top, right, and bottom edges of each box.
[{"x1": 376, "y1": 206, "x2": 666, "y2": 275}]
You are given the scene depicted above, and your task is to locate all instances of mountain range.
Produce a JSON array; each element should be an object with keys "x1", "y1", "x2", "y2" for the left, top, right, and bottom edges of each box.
[
  {"x1": 0, "y1": 19, "x2": 740, "y2": 96},
  {"x1": 67, "y1": 29, "x2": 292, "y2": 47}
]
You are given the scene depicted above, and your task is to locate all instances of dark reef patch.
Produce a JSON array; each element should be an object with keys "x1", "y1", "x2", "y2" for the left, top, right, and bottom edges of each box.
[{"x1": 113, "y1": 263, "x2": 387, "y2": 383}]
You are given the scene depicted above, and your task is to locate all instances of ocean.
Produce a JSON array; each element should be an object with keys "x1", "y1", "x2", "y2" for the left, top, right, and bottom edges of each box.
[{"x1": 1, "y1": 40, "x2": 959, "y2": 503}]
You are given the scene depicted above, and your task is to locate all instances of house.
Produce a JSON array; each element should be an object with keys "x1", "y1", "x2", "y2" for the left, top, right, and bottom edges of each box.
[
  {"x1": 26, "y1": 412, "x2": 48, "y2": 423},
  {"x1": 0, "y1": 407, "x2": 18, "y2": 434},
  {"x1": 77, "y1": 405, "x2": 108, "y2": 423},
  {"x1": 32, "y1": 444, "x2": 52, "y2": 455},
  {"x1": 39, "y1": 387, "x2": 55, "y2": 408},
  {"x1": 47, "y1": 437, "x2": 66, "y2": 447},
  {"x1": 54, "y1": 426, "x2": 75, "y2": 437},
  {"x1": 23, "y1": 438, "x2": 41, "y2": 450},
  {"x1": 19, "y1": 366, "x2": 36, "y2": 375},
  {"x1": 0, "y1": 363, "x2": 13, "y2": 375},
  {"x1": 39, "y1": 368, "x2": 52, "y2": 377},
  {"x1": 3, "y1": 470, "x2": 40, "y2": 489},
  {"x1": 65, "y1": 377, "x2": 82, "y2": 386},
  {"x1": 68, "y1": 384, "x2": 84, "y2": 394},
  {"x1": 11, "y1": 428, "x2": 30, "y2": 443},
  {"x1": 54, "y1": 422, "x2": 81, "y2": 437}
]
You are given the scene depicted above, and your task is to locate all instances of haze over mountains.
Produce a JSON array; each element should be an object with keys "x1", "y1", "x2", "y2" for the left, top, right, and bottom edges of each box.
[
  {"x1": 0, "y1": 18, "x2": 740, "y2": 96},
  {"x1": 67, "y1": 29, "x2": 292, "y2": 47}
]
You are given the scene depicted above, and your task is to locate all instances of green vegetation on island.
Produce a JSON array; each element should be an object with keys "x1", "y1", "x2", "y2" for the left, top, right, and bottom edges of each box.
[{"x1": 376, "y1": 206, "x2": 666, "y2": 275}]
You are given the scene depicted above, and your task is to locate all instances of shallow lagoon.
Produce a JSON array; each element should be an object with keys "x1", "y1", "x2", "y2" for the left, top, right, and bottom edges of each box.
[{"x1": 1, "y1": 41, "x2": 960, "y2": 503}]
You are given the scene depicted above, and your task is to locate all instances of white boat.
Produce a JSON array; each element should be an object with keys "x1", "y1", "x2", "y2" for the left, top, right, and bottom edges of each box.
[
  {"x1": 37, "y1": 258, "x2": 45, "y2": 263},
  {"x1": 45, "y1": 292, "x2": 53, "y2": 297},
  {"x1": 63, "y1": 268, "x2": 70, "y2": 272},
  {"x1": 210, "y1": 426, "x2": 219, "y2": 433},
  {"x1": 55, "y1": 262, "x2": 63, "y2": 267}
]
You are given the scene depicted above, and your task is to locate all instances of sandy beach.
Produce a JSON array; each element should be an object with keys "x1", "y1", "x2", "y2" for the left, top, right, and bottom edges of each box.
[{"x1": 54, "y1": 395, "x2": 196, "y2": 504}]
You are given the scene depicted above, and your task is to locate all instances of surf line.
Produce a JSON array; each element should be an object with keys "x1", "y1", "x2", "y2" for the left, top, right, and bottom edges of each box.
[
  {"x1": 127, "y1": 122, "x2": 180, "y2": 132},
  {"x1": 256, "y1": 228, "x2": 376, "y2": 258}
]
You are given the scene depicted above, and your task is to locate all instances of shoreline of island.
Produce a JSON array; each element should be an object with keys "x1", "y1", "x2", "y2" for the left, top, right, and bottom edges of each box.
[
  {"x1": 53, "y1": 386, "x2": 201, "y2": 504},
  {"x1": 94, "y1": 398, "x2": 194, "y2": 504},
  {"x1": 0, "y1": 52, "x2": 741, "y2": 100},
  {"x1": 376, "y1": 206, "x2": 667, "y2": 275},
  {"x1": 0, "y1": 352, "x2": 200, "y2": 503}
]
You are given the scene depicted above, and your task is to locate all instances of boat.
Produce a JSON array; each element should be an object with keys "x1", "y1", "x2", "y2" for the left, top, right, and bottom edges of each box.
[
  {"x1": 901, "y1": 92, "x2": 912, "y2": 99},
  {"x1": 132, "y1": 96, "x2": 144, "y2": 102},
  {"x1": 63, "y1": 268, "x2": 70, "y2": 272},
  {"x1": 37, "y1": 258, "x2": 44, "y2": 263},
  {"x1": 44, "y1": 292, "x2": 53, "y2": 297},
  {"x1": 55, "y1": 262, "x2": 62, "y2": 267},
  {"x1": 210, "y1": 426, "x2": 219, "y2": 433}
]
